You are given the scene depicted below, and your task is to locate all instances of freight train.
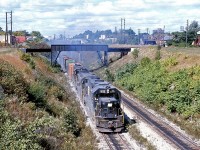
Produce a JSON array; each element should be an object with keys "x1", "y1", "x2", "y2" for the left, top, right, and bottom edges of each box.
[{"x1": 70, "y1": 63, "x2": 124, "y2": 132}]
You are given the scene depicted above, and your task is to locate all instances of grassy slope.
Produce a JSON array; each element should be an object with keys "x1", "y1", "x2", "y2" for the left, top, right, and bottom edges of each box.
[{"x1": 0, "y1": 50, "x2": 96, "y2": 150}]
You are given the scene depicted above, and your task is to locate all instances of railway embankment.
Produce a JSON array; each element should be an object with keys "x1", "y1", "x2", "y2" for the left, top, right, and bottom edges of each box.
[
  {"x1": 0, "y1": 49, "x2": 96, "y2": 149},
  {"x1": 95, "y1": 46, "x2": 200, "y2": 149}
]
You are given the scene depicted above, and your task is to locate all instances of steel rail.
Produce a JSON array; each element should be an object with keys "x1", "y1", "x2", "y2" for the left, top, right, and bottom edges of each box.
[
  {"x1": 117, "y1": 133, "x2": 134, "y2": 150},
  {"x1": 122, "y1": 95, "x2": 200, "y2": 150},
  {"x1": 102, "y1": 133, "x2": 115, "y2": 150}
]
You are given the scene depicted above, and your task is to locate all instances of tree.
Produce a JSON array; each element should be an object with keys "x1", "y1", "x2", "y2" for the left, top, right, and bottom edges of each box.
[
  {"x1": 188, "y1": 20, "x2": 200, "y2": 33},
  {"x1": 171, "y1": 20, "x2": 200, "y2": 46},
  {"x1": 0, "y1": 27, "x2": 3, "y2": 32},
  {"x1": 0, "y1": 27, "x2": 4, "y2": 35},
  {"x1": 31, "y1": 31, "x2": 43, "y2": 39},
  {"x1": 172, "y1": 31, "x2": 185, "y2": 43},
  {"x1": 13, "y1": 30, "x2": 30, "y2": 36},
  {"x1": 30, "y1": 31, "x2": 43, "y2": 42},
  {"x1": 187, "y1": 21, "x2": 200, "y2": 44}
]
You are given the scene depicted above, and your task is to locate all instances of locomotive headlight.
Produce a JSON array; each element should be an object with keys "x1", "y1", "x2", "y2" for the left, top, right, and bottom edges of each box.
[
  {"x1": 107, "y1": 89, "x2": 109, "y2": 93},
  {"x1": 108, "y1": 103, "x2": 112, "y2": 107}
]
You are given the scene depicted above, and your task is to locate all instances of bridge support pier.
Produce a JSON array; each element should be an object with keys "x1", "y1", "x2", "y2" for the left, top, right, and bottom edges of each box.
[
  {"x1": 104, "y1": 51, "x2": 108, "y2": 66},
  {"x1": 51, "y1": 50, "x2": 61, "y2": 65}
]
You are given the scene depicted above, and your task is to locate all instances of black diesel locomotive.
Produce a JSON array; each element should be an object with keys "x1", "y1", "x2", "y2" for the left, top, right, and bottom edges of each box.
[{"x1": 73, "y1": 63, "x2": 124, "y2": 132}]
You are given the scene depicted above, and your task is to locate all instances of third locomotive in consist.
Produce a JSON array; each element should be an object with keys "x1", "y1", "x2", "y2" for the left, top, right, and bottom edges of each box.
[{"x1": 71, "y1": 63, "x2": 124, "y2": 132}]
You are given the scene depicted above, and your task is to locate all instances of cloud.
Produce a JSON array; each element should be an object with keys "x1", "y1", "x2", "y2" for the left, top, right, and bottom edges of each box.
[{"x1": 0, "y1": 0, "x2": 200, "y2": 36}]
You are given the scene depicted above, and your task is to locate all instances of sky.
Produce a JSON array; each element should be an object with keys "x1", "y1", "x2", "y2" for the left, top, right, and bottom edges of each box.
[{"x1": 0, "y1": 0, "x2": 200, "y2": 37}]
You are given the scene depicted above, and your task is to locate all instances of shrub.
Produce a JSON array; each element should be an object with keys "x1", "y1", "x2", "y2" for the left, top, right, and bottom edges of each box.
[
  {"x1": 48, "y1": 86, "x2": 65, "y2": 101},
  {"x1": 163, "y1": 57, "x2": 178, "y2": 67},
  {"x1": 0, "y1": 60, "x2": 28, "y2": 102},
  {"x1": 38, "y1": 76, "x2": 56, "y2": 87},
  {"x1": 29, "y1": 59, "x2": 36, "y2": 69},
  {"x1": 37, "y1": 75, "x2": 66, "y2": 101},
  {"x1": 116, "y1": 63, "x2": 138, "y2": 80},
  {"x1": 105, "y1": 68, "x2": 115, "y2": 82},
  {"x1": 64, "y1": 108, "x2": 80, "y2": 136},
  {"x1": 166, "y1": 40, "x2": 173, "y2": 46},
  {"x1": 28, "y1": 82, "x2": 46, "y2": 107},
  {"x1": 0, "y1": 102, "x2": 42, "y2": 150},
  {"x1": 132, "y1": 48, "x2": 139, "y2": 59},
  {"x1": 20, "y1": 53, "x2": 31, "y2": 62},
  {"x1": 48, "y1": 63, "x2": 61, "y2": 73},
  {"x1": 20, "y1": 53, "x2": 36, "y2": 69},
  {"x1": 140, "y1": 57, "x2": 151, "y2": 67}
]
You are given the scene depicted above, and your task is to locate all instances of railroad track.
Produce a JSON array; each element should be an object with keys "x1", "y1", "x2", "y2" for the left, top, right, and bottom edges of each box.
[
  {"x1": 102, "y1": 133, "x2": 134, "y2": 150},
  {"x1": 122, "y1": 95, "x2": 200, "y2": 150}
]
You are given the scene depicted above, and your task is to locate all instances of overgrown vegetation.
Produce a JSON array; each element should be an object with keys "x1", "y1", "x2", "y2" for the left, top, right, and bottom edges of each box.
[
  {"x1": 114, "y1": 56, "x2": 200, "y2": 138},
  {"x1": 0, "y1": 59, "x2": 28, "y2": 102},
  {"x1": 64, "y1": 108, "x2": 80, "y2": 136},
  {"x1": 116, "y1": 58, "x2": 200, "y2": 118},
  {"x1": 0, "y1": 53, "x2": 96, "y2": 149},
  {"x1": 20, "y1": 53, "x2": 36, "y2": 69},
  {"x1": 115, "y1": 63, "x2": 138, "y2": 81},
  {"x1": 105, "y1": 68, "x2": 115, "y2": 82},
  {"x1": 28, "y1": 82, "x2": 47, "y2": 107}
]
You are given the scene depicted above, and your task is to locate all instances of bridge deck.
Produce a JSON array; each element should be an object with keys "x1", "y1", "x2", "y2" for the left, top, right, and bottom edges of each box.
[
  {"x1": 51, "y1": 44, "x2": 108, "y2": 51},
  {"x1": 25, "y1": 48, "x2": 51, "y2": 52},
  {"x1": 25, "y1": 44, "x2": 134, "y2": 53}
]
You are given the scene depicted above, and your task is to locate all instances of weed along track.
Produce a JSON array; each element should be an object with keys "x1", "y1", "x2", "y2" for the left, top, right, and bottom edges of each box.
[{"x1": 121, "y1": 95, "x2": 200, "y2": 150}]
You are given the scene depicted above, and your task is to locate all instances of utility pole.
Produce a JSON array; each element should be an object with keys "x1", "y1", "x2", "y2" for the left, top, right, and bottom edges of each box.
[
  {"x1": 121, "y1": 18, "x2": 122, "y2": 43},
  {"x1": 120, "y1": 18, "x2": 125, "y2": 44},
  {"x1": 5, "y1": 12, "x2": 8, "y2": 46},
  {"x1": 10, "y1": 11, "x2": 12, "y2": 45},
  {"x1": 138, "y1": 29, "x2": 140, "y2": 45},
  {"x1": 186, "y1": 20, "x2": 188, "y2": 47},
  {"x1": 124, "y1": 18, "x2": 125, "y2": 44},
  {"x1": 146, "y1": 28, "x2": 149, "y2": 40},
  {"x1": 163, "y1": 25, "x2": 165, "y2": 43},
  {"x1": 5, "y1": 11, "x2": 12, "y2": 46}
]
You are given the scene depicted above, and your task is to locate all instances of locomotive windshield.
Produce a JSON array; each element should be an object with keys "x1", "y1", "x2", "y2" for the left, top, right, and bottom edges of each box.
[
  {"x1": 99, "y1": 93, "x2": 118, "y2": 98},
  {"x1": 96, "y1": 90, "x2": 120, "y2": 100},
  {"x1": 100, "y1": 100, "x2": 120, "y2": 118}
]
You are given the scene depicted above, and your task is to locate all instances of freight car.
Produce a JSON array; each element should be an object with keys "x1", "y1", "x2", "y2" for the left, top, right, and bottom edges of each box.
[{"x1": 73, "y1": 64, "x2": 124, "y2": 132}]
